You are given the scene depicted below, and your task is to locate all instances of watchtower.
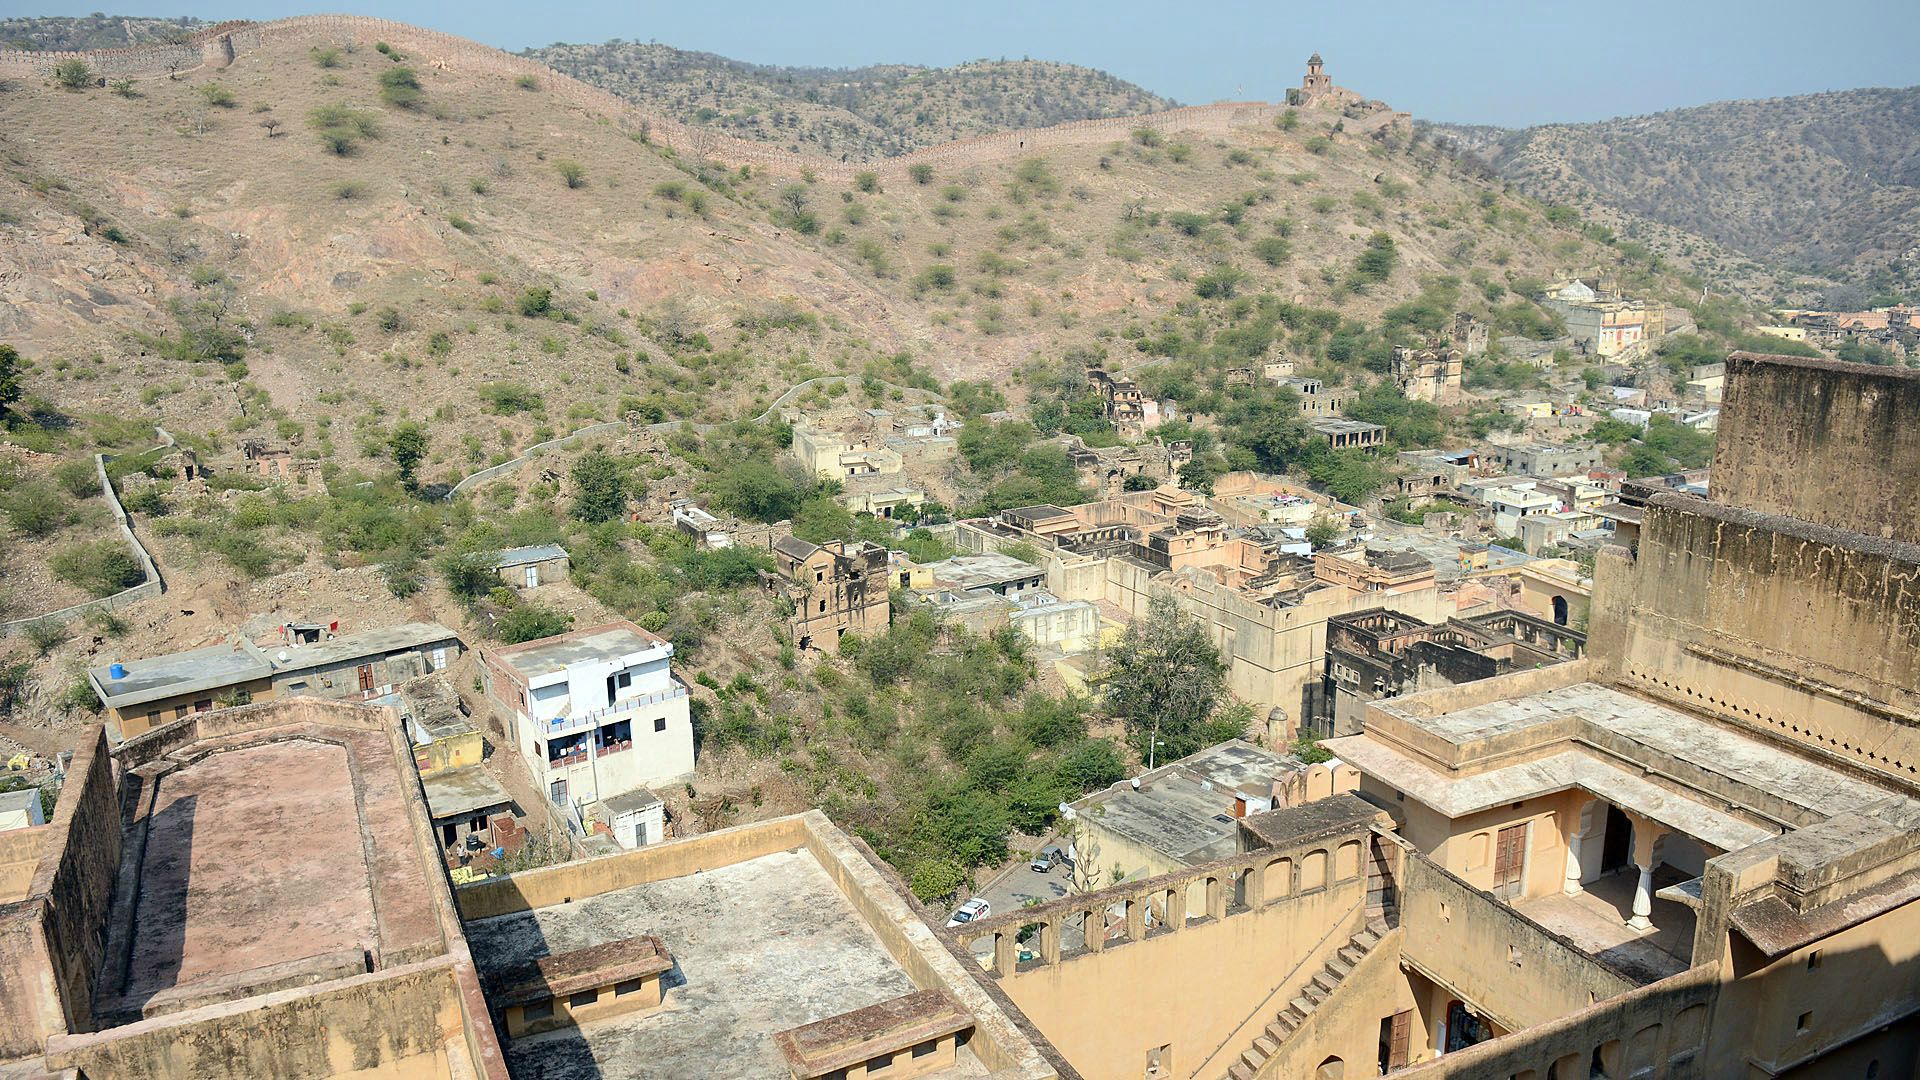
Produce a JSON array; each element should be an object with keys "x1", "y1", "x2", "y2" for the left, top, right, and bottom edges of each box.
[{"x1": 1302, "y1": 53, "x2": 1331, "y2": 95}]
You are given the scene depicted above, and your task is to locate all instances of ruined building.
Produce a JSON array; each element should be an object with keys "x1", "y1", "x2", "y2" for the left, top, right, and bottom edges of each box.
[
  {"x1": 1391, "y1": 344, "x2": 1464, "y2": 404},
  {"x1": 764, "y1": 536, "x2": 891, "y2": 652}
]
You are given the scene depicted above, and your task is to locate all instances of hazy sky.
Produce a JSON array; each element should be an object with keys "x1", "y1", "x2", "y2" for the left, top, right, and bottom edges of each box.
[{"x1": 18, "y1": 1, "x2": 1917, "y2": 126}]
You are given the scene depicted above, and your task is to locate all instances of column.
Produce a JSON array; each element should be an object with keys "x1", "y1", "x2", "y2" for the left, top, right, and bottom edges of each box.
[
  {"x1": 1625, "y1": 812, "x2": 1664, "y2": 932},
  {"x1": 1564, "y1": 830, "x2": 1584, "y2": 896}
]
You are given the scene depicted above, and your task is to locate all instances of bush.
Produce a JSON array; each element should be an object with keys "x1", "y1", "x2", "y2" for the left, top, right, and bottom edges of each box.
[
  {"x1": 516, "y1": 286, "x2": 553, "y2": 317},
  {"x1": 378, "y1": 66, "x2": 424, "y2": 109},
  {"x1": 514, "y1": 74, "x2": 539, "y2": 90},
  {"x1": 499, "y1": 604, "x2": 571, "y2": 643},
  {"x1": 1252, "y1": 236, "x2": 1292, "y2": 266},
  {"x1": 51, "y1": 540, "x2": 143, "y2": 597},
  {"x1": 555, "y1": 160, "x2": 587, "y2": 189},
  {"x1": 5, "y1": 482, "x2": 71, "y2": 538},
  {"x1": 908, "y1": 163, "x2": 934, "y2": 185},
  {"x1": 310, "y1": 46, "x2": 342, "y2": 68},
  {"x1": 54, "y1": 59, "x2": 92, "y2": 89},
  {"x1": 478, "y1": 381, "x2": 542, "y2": 414},
  {"x1": 853, "y1": 171, "x2": 880, "y2": 194},
  {"x1": 308, "y1": 106, "x2": 380, "y2": 155},
  {"x1": 199, "y1": 83, "x2": 236, "y2": 108}
]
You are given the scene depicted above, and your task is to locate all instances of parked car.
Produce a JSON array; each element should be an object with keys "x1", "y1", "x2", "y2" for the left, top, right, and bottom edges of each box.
[
  {"x1": 1029, "y1": 844, "x2": 1069, "y2": 872},
  {"x1": 946, "y1": 897, "x2": 990, "y2": 928}
]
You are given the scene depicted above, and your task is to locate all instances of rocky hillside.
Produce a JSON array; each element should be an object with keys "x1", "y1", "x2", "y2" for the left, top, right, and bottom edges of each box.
[
  {"x1": 1429, "y1": 86, "x2": 1920, "y2": 289},
  {"x1": 522, "y1": 40, "x2": 1178, "y2": 160},
  {"x1": 0, "y1": 14, "x2": 205, "y2": 51}
]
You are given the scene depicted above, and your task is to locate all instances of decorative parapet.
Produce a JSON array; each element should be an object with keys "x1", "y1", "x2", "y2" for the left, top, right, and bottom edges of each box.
[{"x1": 774, "y1": 988, "x2": 973, "y2": 1080}]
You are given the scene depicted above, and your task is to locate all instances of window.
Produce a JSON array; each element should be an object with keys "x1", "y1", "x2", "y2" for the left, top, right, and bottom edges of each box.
[
  {"x1": 1797, "y1": 1011, "x2": 1812, "y2": 1034},
  {"x1": 569, "y1": 989, "x2": 599, "y2": 1009},
  {"x1": 654, "y1": 717, "x2": 667, "y2": 732},
  {"x1": 174, "y1": 705, "x2": 188, "y2": 719},
  {"x1": 146, "y1": 709, "x2": 161, "y2": 727},
  {"x1": 523, "y1": 1000, "x2": 554, "y2": 1021},
  {"x1": 615, "y1": 670, "x2": 632, "y2": 691},
  {"x1": 1807, "y1": 950, "x2": 1822, "y2": 970},
  {"x1": 912, "y1": 1041, "x2": 936, "y2": 1059},
  {"x1": 614, "y1": 978, "x2": 644, "y2": 997}
]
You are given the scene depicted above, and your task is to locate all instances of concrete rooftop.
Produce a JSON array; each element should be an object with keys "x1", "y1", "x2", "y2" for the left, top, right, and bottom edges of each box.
[
  {"x1": 1069, "y1": 741, "x2": 1299, "y2": 867},
  {"x1": 493, "y1": 623, "x2": 668, "y2": 681},
  {"x1": 464, "y1": 849, "x2": 988, "y2": 1080},
  {"x1": 90, "y1": 641, "x2": 270, "y2": 709},
  {"x1": 920, "y1": 553, "x2": 1048, "y2": 592}
]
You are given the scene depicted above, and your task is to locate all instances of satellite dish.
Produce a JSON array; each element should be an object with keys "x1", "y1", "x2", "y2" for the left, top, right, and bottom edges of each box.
[{"x1": 277, "y1": 650, "x2": 292, "y2": 662}]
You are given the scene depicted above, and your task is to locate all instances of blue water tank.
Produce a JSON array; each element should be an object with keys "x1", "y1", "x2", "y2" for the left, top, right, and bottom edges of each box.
[{"x1": 109, "y1": 663, "x2": 127, "y2": 680}]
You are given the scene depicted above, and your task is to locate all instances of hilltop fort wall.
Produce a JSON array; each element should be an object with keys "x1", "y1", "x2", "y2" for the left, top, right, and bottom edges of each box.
[{"x1": 0, "y1": 16, "x2": 1402, "y2": 181}]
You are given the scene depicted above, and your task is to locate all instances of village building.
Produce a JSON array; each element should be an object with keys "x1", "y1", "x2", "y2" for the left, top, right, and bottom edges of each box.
[
  {"x1": 481, "y1": 620, "x2": 693, "y2": 820},
  {"x1": 1451, "y1": 311, "x2": 1489, "y2": 356},
  {"x1": 1308, "y1": 416, "x2": 1387, "y2": 451},
  {"x1": 1087, "y1": 367, "x2": 1162, "y2": 439},
  {"x1": 764, "y1": 536, "x2": 891, "y2": 652},
  {"x1": 88, "y1": 620, "x2": 463, "y2": 743},
  {"x1": 1483, "y1": 441, "x2": 1603, "y2": 479},
  {"x1": 489, "y1": 543, "x2": 569, "y2": 590},
  {"x1": 1390, "y1": 344, "x2": 1463, "y2": 403},
  {"x1": 1540, "y1": 277, "x2": 1668, "y2": 359},
  {"x1": 1277, "y1": 375, "x2": 1358, "y2": 417}
]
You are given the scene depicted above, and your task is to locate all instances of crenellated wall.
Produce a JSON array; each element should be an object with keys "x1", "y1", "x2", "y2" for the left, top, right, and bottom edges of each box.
[{"x1": 0, "y1": 15, "x2": 1335, "y2": 181}]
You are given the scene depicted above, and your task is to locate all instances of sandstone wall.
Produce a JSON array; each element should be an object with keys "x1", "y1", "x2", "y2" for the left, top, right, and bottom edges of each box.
[
  {"x1": 0, "y1": 15, "x2": 1301, "y2": 182},
  {"x1": 1607, "y1": 494, "x2": 1920, "y2": 784},
  {"x1": 1712, "y1": 353, "x2": 1920, "y2": 544}
]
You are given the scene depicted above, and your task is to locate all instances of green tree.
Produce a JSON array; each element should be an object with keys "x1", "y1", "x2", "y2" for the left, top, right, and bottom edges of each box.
[
  {"x1": 1177, "y1": 457, "x2": 1216, "y2": 495},
  {"x1": 708, "y1": 459, "x2": 808, "y2": 523},
  {"x1": 308, "y1": 105, "x2": 380, "y2": 155},
  {"x1": 440, "y1": 550, "x2": 498, "y2": 604},
  {"x1": 54, "y1": 59, "x2": 92, "y2": 89},
  {"x1": 1350, "y1": 232, "x2": 1398, "y2": 286},
  {"x1": 388, "y1": 422, "x2": 427, "y2": 491},
  {"x1": 570, "y1": 450, "x2": 627, "y2": 523},
  {"x1": 0, "y1": 344, "x2": 21, "y2": 417},
  {"x1": 1102, "y1": 594, "x2": 1233, "y2": 763},
  {"x1": 1305, "y1": 513, "x2": 1340, "y2": 551},
  {"x1": 790, "y1": 495, "x2": 854, "y2": 543},
  {"x1": 499, "y1": 604, "x2": 571, "y2": 643},
  {"x1": 908, "y1": 163, "x2": 934, "y2": 185}
]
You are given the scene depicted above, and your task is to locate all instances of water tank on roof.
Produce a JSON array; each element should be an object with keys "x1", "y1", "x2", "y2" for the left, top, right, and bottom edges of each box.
[{"x1": 109, "y1": 663, "x2": 127, "y2": 680}]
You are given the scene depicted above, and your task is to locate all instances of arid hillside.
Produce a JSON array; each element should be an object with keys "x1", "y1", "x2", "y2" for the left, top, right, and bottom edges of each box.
[
  {"x1": 0, "y1": 13, "x2": 205, "y2": 51},
  {"x1": 525, "y1": 40, "x2": 1179, "y2": 161},
  {"x1": 1430, "y1": 86, "x2": 1920, "y2": 292}
]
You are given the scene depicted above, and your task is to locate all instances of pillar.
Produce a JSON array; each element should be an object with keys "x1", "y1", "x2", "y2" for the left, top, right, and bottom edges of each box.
[
  {"x1": 1563, "y1": 830, "x2": 1584, "y2": 896},
  {"x1": 1625, "y1": 812, "x2": 1664, "y2": 932}
]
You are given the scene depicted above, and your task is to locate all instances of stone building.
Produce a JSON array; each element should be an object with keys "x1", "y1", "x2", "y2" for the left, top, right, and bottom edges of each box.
[
  {"x1": 1451, "y1": 311, "x2": 1489, "y2": 356},
  {"x1": 1484, "y1": 441, "x2": 1605, "y2": 479},
  {"x1": 1308, "y1": 417, "x2": 1387, "y2": 451},
  {"x1": 1087, "y1": 367, "x2": 1162, "y2": 439},
  {"x1": 1316, "y1": 607, "x2": 1584, "y2": 737},
  {"x1": 765, "y1": 536, "x2": 891, "y2": 652},
  {"x1": 1391, "y1": 344, "x2": 1463, "y2": 403}
]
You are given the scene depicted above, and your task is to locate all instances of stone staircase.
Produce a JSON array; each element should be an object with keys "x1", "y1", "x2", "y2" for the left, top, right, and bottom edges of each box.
[{"x1": 1226, "y1": 919, "x2": 1390, "y2": 1080}]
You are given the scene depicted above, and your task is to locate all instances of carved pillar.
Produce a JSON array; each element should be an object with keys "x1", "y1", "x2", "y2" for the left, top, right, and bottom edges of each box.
[
  {"x1": 1626, "y1": 812, "x2": 1664, "y2": 932},
  {"x1": 1628, "y1": 864, "x2": 1656, "y2": 932}
]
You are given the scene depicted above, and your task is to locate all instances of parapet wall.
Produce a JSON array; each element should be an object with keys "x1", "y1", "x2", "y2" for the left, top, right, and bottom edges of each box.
[
  {"x1": 0, "y1": 14, "x2": 1300, "y2": 181},
  {"x1": 1712, "y1": 353, "x2": 1920, "y2": 544}
]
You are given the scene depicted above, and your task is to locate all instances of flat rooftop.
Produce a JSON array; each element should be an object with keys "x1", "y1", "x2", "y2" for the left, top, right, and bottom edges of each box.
[
  {"x1": 270, "y1": 621, "x2": 458, "y2": 673},
  {"x1": 96, "y1": 705, "x2": 443, "y2": 1024},
  {"x1": 89, "y1": 641, "x2": 270, "y2": 709},
  {"x1": 422, "y1": 766, "x2": 514, "y2": 822},
  {"x1": 921, "y1": 553, "x2": 1047, "y2": 592},
  {"x1": 492, "y1": 621, "x2": 668, "y2": 680},
  {"x1": 1069, "y1": 740, "x2": 1299, "y2": 867},
  {"x1": 1335, "y1": 683, "x2": 1893, "y2": 850},
  {"x1": 465, "y1": 849, "x2": 988, "y2": 1080}
]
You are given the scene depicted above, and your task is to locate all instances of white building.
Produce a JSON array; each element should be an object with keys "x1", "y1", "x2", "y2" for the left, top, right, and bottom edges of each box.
[
  {"x1": 481, "y1": 621, "x2": 693, "y2": 837},
  {"x1": 1481, "y1": 482, "x2": 1560, "y2": 537}
]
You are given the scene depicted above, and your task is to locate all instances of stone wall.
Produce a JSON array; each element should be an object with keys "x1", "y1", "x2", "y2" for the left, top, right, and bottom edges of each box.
[
  {"x1": 1604, "y1": 494, "x2": 1920, "y2": 783},
  {"x1": 0, "y1": 447, "x2": 166, "y2": 639},
  {"x1": 0, "y1": 16, "x2": 1306, "y2": 182},
  {"x1": 0, "y1": 726, "x2": 121, "y2": 1059},
  {"x1": 1711, "y1": 353, "x2": 1920, "y2": 544}
]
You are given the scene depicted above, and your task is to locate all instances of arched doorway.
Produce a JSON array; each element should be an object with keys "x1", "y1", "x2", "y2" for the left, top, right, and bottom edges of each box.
[
  {"x1": 1552, "y1": 594, "x2": 1569, "y2": 625},
  {"x1": 1315, "y1": 1056, "x2": 1345, "y2": 1080}
]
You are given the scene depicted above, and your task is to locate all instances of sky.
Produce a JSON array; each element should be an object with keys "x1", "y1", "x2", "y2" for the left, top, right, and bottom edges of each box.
[{"x1": 13, "y1": 1, "x2": 1917, "y2": 127}]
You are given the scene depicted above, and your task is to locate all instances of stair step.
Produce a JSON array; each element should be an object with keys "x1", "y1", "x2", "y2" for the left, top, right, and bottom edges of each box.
[
  {"x1": 1312, "y1": 971, "x2": 1341, "y2": 995},
  {"x1": 1283, "y1": 1005, "x2": 1307, "y2": 1026},
  {"x1": 1368, "y1": 917, "x2": 1392, "y2": 936},
  {"x1": 1229, "y1": 1064, "x2": 1256, "y2": 1080},
  {"x1": 1291, "y1": 995, "x2": 1316, "y2": 1017},
  {"x1": 1326, "y1": 955, "x2": 1353, "y2": 977},
  {"x1": 1336, "y1": 945, "x2": 1365, "y2": 965},
  {"x1": 1354, "y1": 928, "x2": 1381, "y2": 949},
  {"x1": 1267, "y1": 1020, "x2": 1293, "y2": 1042},
  {"x1": 1303, "y1": 984, "x2": 1327, "y2": 1005},
  {"x1": 1253, "y1": 1035, "x2": 1279, "y2": 1057},
  {"x1": 1240, "y1": 1047, "x2": 1268, "y2": 1070}
]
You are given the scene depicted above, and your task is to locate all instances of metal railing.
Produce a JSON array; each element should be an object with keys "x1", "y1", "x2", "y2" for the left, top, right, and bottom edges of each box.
[{"x1": 539, "y1": 681, "x2": 688, "y2": 736}]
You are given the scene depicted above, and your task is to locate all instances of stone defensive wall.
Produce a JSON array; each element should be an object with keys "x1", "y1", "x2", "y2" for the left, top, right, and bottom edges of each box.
[{"x1": 0, "y1": 14, "x2": 1291, "y2": 181}]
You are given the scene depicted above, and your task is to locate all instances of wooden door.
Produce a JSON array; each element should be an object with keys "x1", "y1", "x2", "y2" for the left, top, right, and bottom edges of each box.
[
  {"x1": 1493, "y1": 823, "x2": 1527, "y2": 899},
  {"x1": 1387, "y1": 1009, "x2": 1411, "y2": 1070},
  {"x1": 357, "y1": 664, "x2": 374, "y2": 691}
]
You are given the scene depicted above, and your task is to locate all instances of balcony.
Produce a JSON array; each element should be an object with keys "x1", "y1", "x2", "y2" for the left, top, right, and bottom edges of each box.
[{"x1": 539, "y1": 680, "x2": 688, "y2": 738}]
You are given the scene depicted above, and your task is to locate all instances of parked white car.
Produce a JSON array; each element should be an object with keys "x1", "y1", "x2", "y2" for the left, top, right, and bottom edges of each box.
[{"x1": 945, "y1": 897, "x2": 990, "y2": 928}]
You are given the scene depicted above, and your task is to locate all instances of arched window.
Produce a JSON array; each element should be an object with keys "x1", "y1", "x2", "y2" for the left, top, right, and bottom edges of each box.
[
  {"x1": 1552, "y1": 595, "x2": 1569, "y2": 626},
  {"x1": 1315, "y1": 1056, "x2": 1345, "y2": 1080}
]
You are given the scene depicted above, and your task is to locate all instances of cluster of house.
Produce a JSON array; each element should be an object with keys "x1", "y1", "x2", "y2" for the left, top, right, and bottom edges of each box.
[
  {"x1": 1759, "y1": 303, "x2": 1918, "y2": 354},
  {"x1": 1539, "y1": 273, "x2": 1673, "y2": 360}
]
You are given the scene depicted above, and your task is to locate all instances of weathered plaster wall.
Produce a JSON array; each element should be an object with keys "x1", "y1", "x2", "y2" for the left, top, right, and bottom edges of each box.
[
  {"x1": 1605, "y1": 495, "x2": 1920, "y2": 783},
  {"x1": 0, "y1": 823, "x2": 47, "y2": 903},
  {"x1": 43, "y1": 959, "x2": 475, "y2": 1079},
  {"x1": 1712, "y1": 354, "x2": 1920, "y2": 544}
]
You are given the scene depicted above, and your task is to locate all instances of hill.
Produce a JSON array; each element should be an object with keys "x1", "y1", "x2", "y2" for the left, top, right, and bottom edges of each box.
[
  {"x1": 0, "y1": 13, "x2": 205, "y2": 52},
  {"x1": 1428, "y1": 86, "x2": 1920, "y2": 293},
  {"x1": 522, "y1": 40, "x2": 1178, "y2": 160},
  {"x1": 0, "y1": 16, "x2": 1726, "y2": 861}
]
